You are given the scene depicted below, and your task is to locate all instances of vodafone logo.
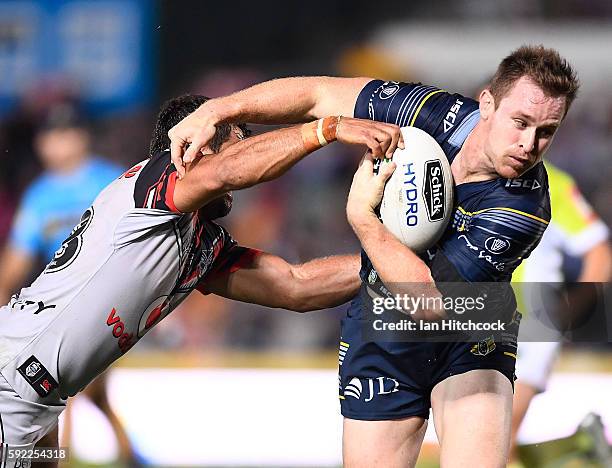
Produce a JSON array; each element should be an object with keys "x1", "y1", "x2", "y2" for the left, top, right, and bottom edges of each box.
[
  {"x1": 138, "y1": 295, "x2": 171, "y2": 338},
  {"x1": 106, "y1": 308, "x2": 135, "y2": 353}
]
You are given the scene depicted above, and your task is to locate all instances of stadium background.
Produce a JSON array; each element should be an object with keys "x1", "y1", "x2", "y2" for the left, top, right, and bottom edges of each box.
[{"x1": 0, "y1": 0, "x2": 611, "y2": 465}]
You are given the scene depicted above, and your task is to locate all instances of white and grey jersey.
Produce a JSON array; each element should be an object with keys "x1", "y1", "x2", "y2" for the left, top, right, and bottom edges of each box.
[{"x1": 0, "y1": 151, "x2": 253, "y2": 403}]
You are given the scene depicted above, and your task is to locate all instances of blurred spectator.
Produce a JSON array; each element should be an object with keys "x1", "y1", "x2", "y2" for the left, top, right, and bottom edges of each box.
[
  {"x1": 0, "y1": 101, "x2": 123, "y2": 303},
  {"x1": 0, "y1": 99, "x2": 140, "y2": 464}
]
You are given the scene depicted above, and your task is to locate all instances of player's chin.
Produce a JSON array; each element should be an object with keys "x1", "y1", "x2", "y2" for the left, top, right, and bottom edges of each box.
[
  {"x1": 497, "y1": 159, "x2": 533, "y2": 179},
  {"x1": 200, "y1": 193, "x2": 233, "y2": 219}
]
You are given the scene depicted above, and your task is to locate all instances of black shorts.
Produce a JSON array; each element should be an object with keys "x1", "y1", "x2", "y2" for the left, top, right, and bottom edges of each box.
[{"x1": 338, "y1": 296, "x2": 518, "y2": 420}]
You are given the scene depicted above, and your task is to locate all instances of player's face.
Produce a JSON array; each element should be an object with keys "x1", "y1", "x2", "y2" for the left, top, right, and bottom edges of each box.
[
  {"x1": 199, "y1": 191, "x2": 233, "y2": 219},
  {"x1": 483, "y1": 76, "x2": 566, "y2": 179}
]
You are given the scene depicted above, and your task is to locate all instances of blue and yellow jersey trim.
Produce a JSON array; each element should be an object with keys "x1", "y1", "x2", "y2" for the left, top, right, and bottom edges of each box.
[{"x1": 454, "y1": 206, "x2": 548, "y2": 238}]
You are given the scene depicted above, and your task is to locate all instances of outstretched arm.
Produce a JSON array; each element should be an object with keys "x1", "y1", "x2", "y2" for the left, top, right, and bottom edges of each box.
[
  {"x1": 169, "y1": 76, "x2": 376, "y2": 174},
  {"x1": 173, "y1": 117, "x2": 401, "y2": 213},
  {"x1": 201, "y1": 251, "x2": 361, "y2": 312},
  {"x1": 204, "y1": 76, "x2": 371, "y2": 123}
]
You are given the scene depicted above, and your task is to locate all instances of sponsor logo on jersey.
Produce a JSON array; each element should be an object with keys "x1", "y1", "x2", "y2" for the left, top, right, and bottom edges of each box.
[
  {"x1": 120, "y1": 164, "x2": 142, "y2": 179},
  {"x1": 379, "y1": 82, "x2": 400, "y2": 100},
  {"x1": 401, "y1": 162, "x2": 419, "y2": 227},
  {"x1": 343, "y1": 376, "x2": 400, "y2": 402},
  {"x1": 423, "y1": 160, "x2": 445, "y2": 222},
  {"x1": 458, "y1": 235, "x2": 506, "y2": 271},
  {"x1": 443, "y1": 99, "x2": 464, "y2": 133},
  {"x1": 137, "y1": 295, "x2": 172, "y2": 338},
  {"x1": 344, "y1": 378, "x2": 362, "y2": 399},
  {"x1": 505, "y1": 178, "x2": 542, "y2": 191},
  {"x1": 485, "y1": 236, "x2": 511, "y2": 254},
  {"x1": 9, "y1": 297, "x2": 56, "y2": 315},
  {"x1": 470, "y1": 336, "x2": 496, "y2": 356},
  {"x1": 17, "y1": 355, "x2": 58, "y2": 398},
  {"x1": 368, "y1": 269, "x2": 378, "y2": 284},
  {"x1": 107, "y1": 308, "x2": 135, "y2": 353},
  {"x1": 25, "y1": 361, "x2": 41, "y2": 378}
]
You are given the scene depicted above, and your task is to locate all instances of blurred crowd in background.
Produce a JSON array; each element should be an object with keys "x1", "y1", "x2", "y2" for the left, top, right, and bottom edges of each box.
[{"x1": 0, "y1": 0, "x2": 610, "y2": 355}]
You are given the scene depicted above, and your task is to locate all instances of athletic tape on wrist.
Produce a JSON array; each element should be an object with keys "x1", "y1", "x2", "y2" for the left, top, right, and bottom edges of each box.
[{"x1": 301, "y1": 116, "x2": 341, "y2": 152}]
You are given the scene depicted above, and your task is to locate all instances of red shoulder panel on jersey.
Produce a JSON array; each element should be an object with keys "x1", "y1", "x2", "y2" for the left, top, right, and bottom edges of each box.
[{"x1": 133, "y1": 151, "x2": 182, "y2": 213}]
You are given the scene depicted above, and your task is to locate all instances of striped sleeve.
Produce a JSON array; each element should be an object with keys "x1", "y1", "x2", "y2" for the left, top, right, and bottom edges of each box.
[{"x1": 354, "y1": 80, "x2": 449, "y2": 127}]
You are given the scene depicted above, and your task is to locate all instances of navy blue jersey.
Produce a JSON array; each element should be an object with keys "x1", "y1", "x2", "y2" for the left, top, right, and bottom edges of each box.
[{"x1": 354, "y1": 80, "x2": 551, "y2": 284}]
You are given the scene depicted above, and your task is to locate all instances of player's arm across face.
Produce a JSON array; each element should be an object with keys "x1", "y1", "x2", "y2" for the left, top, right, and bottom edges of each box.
[
  {"x1": 172, "y1": 117, "x2": 402, "y2": 213},
  {"x1": 346, "y1": 152, "x2": 444, "y2": 320},
  {"x1": 202, "y1": 251, "x2": 361, "y2": 312},
  {"x1": 168, "y1": 76, "x2": 377, "y2": 175}
]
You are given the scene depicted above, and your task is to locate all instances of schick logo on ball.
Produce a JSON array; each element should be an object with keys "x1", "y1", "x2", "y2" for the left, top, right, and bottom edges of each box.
[
  {"x1": 402, "y1": 163, "x2": 418, "y2": 226},
  {"x1": 423, "y1": 160, "x2": 445, "y2": 222}
]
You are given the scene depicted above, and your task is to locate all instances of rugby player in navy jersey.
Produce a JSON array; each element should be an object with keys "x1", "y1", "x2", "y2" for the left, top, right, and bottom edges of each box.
[{"x1": 169, "y1": 45, "x2": 579, "y2": 467}]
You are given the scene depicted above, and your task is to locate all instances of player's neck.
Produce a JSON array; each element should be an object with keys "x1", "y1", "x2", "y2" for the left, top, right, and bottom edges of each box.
[{"x1": 452, "y1": 124, "x2": 497, "y2": 185}]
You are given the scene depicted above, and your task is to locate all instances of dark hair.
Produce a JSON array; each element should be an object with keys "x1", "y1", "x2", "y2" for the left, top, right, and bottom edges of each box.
[
  {"x1": 488, "y1": 45, "x2": 579, "y2": 115},
  {"x1": 149, "y1": 94, "x2": 250, "y2": 156}
]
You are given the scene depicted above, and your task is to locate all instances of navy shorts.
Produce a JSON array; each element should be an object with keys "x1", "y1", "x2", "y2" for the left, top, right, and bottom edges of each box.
[{"x1": 338, "y1": 296, "x2": 519, "y2": 420}]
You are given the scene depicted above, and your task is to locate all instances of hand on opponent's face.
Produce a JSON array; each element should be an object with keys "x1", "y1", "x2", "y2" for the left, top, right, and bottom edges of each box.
[{"x1": 168, "y1": 101, "x2": 220, "y2": 179}]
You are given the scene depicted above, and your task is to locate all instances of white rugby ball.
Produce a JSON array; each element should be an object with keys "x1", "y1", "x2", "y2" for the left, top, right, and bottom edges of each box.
[{"x1": 379, "y1": 126, "x2": 454, "y2": 252}]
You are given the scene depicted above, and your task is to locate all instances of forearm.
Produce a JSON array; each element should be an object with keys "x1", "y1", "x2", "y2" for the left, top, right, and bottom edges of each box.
[
  {"x1": 289, "y1": 254, "x2": 361, "y2": 312},
  {"x1": 206, "y1": 76, "x2": 370, "y2": 124},
  {"x1": 177, "y1": 125, "x2": 317, "y2": 212},
  {"x1": 348, "y1": 212, "x2": 443, "y2": 319},
  {"x1": 349, "y1": 213, "x2": 434, "y2": 284},
  {"x1": 216, "y1": 126, "x2": 310, "y2": 189}
]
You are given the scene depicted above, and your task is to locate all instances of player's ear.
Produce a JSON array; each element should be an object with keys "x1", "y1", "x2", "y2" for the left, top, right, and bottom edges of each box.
[{"x1": 479, "y1": 88, "x2": 494, "y2": 121}]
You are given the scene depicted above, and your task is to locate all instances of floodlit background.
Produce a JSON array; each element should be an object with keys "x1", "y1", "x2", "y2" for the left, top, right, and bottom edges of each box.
[{"x1": 0, "y1": 0, "x2": 611, "y2": 466}]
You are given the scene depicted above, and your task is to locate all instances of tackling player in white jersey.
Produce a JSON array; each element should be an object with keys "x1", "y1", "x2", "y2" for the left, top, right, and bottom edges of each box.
[{"x1": 0, "y1": 94, "x2": 402, "y2": 467}]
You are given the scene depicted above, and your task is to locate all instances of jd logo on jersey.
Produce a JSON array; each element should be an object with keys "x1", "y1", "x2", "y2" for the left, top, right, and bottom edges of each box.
[{"x1": 344, "y1": 376, "x2": 399, "y2": 402}]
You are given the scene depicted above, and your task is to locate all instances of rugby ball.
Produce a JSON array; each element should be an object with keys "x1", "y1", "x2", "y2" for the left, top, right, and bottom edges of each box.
[{"x1": 379, "y1": 126, "x2": 454, "y2": 252}]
